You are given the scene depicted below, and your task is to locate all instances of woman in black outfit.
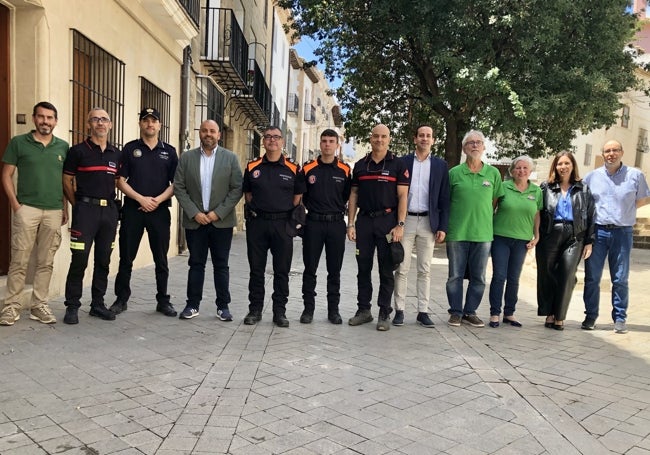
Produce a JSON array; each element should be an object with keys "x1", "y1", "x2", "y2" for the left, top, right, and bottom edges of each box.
[{"x1": 536, "y1": 152, "x2": 595, "y2": 330}]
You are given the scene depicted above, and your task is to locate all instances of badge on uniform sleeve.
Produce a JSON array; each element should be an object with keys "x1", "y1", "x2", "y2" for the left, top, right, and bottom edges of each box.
[
  {"x1": 133, "y1": 149, "x2": 142, "y2": 158},
  {"x1": 252, "y1": 169, "x2": 261, "y2": 179},
  {"x1": 309, "y1": 175, "x2": 317, "y2": 184},
  {"x1": 404, "y1": 169, "x2": 409, "y2": 179}
]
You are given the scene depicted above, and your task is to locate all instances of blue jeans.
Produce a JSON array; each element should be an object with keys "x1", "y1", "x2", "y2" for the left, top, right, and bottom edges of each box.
[
  {"x1": 583, "y1": 226, "x2": 632, "y2": 322},
  {"x1": 446, "y1": 241, "x2": 491, "y2": 316},
  {"x1": 185, "y1": 225, "x2": 233, "y2": 310},
  {"x1": 489, "y1": 235, "x2": 528, "y2": 317}
]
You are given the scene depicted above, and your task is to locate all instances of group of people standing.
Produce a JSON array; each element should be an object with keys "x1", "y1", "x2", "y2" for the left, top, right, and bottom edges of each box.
[{"x1": 1, "y1": 102, "x2": 648, "y2": 334}]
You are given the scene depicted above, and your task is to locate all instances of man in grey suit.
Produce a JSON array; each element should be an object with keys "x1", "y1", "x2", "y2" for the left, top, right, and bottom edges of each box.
[{"x1": 173, "y1": 120, "x2": 243, "y2": 320}]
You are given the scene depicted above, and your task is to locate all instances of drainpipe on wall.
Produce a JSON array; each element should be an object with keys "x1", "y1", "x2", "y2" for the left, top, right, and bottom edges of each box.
[{"x1": 177, "y1": 45, "x2": 192, "y2": 254}]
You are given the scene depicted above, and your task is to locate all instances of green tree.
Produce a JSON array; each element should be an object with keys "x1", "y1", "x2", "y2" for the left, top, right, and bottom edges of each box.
[{"x1": 280, "y1": 0, "x2": 640, "y2": 165}]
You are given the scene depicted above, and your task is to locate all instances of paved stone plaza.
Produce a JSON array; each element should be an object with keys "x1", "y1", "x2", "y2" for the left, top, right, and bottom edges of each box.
[{"x1": 2, "y1": 233, "x2": 650, "y2": 454}]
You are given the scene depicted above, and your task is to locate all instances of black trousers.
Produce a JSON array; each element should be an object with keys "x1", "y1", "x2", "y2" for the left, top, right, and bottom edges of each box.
[
  {"x1": 302, "y1": 219, "x2": 346, "y2": 314},
  {"x1": 355, "y1": 213, "x2": 396, "y2": 311},
  {"x1": 114, "y1": 200, "x2": 171, "y2": 304},
  {"x1": 536, "y1": 223, "x2": 584, "y2": 320},
  {"x1": 64, "y1": 201, "x2": 118, "y2": 308},
  {"x1": 246, "y1": 218, "x2": 293, "y2": 314}
]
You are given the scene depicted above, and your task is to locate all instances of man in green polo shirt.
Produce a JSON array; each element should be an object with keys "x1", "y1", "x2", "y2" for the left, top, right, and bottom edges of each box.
[{"x1": 0, "y1": 101, "x2": 69, "y2": 326}]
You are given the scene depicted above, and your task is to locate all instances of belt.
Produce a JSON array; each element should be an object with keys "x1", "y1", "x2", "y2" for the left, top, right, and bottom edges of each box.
[
  {"x1": 359, "y1": 208, "x2": 395, "y2": 218},
  {"x1": 307, "y1": 212, "x2": 344, "y2": 222},
  {"x1": 78, "y1": 196, "x2": 110, "y2": 207},
  {"x1": 408, "y1": 211, "x2": 428, "y2": 217},
  {"x1": 597, "y1": 224, "x2": 625, "y2": 230},
  {"x1": 553, "y1": 220, "x2": 573, "y2": 225},
  {"x1": 255, "y1": 211, "x2": 290, "y2": 220}
]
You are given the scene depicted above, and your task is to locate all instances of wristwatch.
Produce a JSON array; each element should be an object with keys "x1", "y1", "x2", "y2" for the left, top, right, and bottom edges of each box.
[{"x1": 397, "y1": 221, "x2": 405, "y2": 227}]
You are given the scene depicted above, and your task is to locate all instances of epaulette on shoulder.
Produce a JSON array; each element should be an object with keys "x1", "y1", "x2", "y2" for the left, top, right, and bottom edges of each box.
[
  {"x1": 284, "y1": 158, "x2": 298, "y2": 174},
  {"x1": 302, "y1": 159, "x2": 318, "y2": 174},
  {"x1": 336, "y1": 160, "x2": 351, "y2": 177},
  {"x1": 246, "y1": 156, "x2": 263, "y2": 171}
]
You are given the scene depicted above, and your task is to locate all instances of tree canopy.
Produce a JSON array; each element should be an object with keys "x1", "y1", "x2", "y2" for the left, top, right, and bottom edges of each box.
[{"x1": 279, "y1": 0, "x2": 640, "y2": 165}]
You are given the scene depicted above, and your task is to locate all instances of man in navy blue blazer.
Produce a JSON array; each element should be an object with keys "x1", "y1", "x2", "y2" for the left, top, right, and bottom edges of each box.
[{"x1": 393, "y1": 125, "x2": 450, "y2": 327}]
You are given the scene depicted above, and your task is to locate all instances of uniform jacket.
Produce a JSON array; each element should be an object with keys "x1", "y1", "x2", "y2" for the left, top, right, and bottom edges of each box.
[
  {"x1": 539, "y1": 180, "x2": 595, "y2": 244},
  {"x1": 173, "y1": 146, "x2": 243, "y2": 229},
  {"x1": 401, "y1": 153, "x2": 451, "y2": 233}
]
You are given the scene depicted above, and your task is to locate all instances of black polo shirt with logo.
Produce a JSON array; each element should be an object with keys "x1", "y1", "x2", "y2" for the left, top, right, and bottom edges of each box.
[
  {"x1": 351, "y1": 152, "x2": 410, "y2": 212},
  {"x1": 243, "y1": 154, "x2": 306, "y2": 212},
  {"x1": 119, "y1": 139, "x2": 178, "y2": 207},
  {"x1": 63, "y1": 138, "x2": 121, "y2": 199},
  {"x1": 302, "y1": 156, "x2": 351, "y2": 213}
]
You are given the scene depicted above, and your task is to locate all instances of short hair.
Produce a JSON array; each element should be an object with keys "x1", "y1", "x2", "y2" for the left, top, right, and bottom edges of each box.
[
  {"x1": 462, "y1": 129, "x2": 486, "y2": 146},
  {"x1": 33, "y1": 101, "x2": 58, "y2": 119},
  {"x1": 263, "y1": 125, "x2": 282, "y2": 135},
  {"x1": 320, "y1": 129, "x2": 339, "y2": 142},
  {"x1": 547, "y1": 151, "x2": 581, "y2": 184},
  {"x1": 87, "y1": 107, "x2": 109, "y2": 120},
  {"x1": 413, "y1": 124, "x2": 434, "y2": 138},
  {"x1": 508, "y1": 155, "x2": 535, "y2": 177}
]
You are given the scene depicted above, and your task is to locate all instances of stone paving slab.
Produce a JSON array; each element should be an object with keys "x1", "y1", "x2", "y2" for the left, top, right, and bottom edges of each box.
[{"x1": 1, "y1": 233, "x2": 650, "y2": 454}]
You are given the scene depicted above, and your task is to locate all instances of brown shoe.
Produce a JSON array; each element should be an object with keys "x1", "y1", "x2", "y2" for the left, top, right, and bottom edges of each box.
[
  {"x1": 30, "y1": 305, "x2": 57, "y2": 324},
  {"x1": 0, "y1": 305, "x2": 20, "y2": 326}
]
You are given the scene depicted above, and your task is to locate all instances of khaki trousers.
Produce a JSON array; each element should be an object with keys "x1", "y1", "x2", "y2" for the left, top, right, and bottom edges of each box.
[{"x1": 3, "y1": 205, "x2": 62, "y2": 308}]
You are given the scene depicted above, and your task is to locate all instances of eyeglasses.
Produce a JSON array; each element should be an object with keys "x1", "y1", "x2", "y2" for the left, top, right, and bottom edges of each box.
[
  {"x1": 464, "y1": 140, "x2": 483, "y2": 147},
  {"x1": 89, "y1": 117, "x2": 111, "y2": 124},
  {"x1": 263, "y1": 134, "x2": 282, "y2": 141},
  {"x1": 603, "y1": 148, "x2": 622, "y2": 154}
]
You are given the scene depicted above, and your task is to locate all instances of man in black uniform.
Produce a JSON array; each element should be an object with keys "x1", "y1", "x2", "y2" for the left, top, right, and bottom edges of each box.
[
  {"x1": 347, "y1": 124, "x2": 409, "y2": 331},
  {"x1": 62, "y1": 107, "x2": 121, "y2": 324},
  {"x1": 110, "y1": 108, "x2": 178, "y2": 317},
  {"x1": 301, "y1": 129, "x2": 351, "y2": 324},
  {"x1": 243, "y1": 126, "x2": 305, "y2": 327}
]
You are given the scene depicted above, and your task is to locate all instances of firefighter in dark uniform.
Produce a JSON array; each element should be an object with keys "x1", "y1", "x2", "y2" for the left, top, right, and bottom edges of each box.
[
  {"x1": 300, "y1": 129, "x2": 351, "y2": 325},
  {"x1": 110, "y1": 108, "x2": 178, "y2": 317},
  {"x1": 62, "y1": 108, "x2": 121, "y2": 324},
  {"x1": 347, "y1": 124, "x2": 409, "y2": 331},
  {"x1": 243, "y1": 126, "x2": 306, "y2": 328}
]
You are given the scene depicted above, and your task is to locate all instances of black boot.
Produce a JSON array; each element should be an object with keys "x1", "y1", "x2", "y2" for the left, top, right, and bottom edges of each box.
[
  {"x1": 63, "y1": 305, "x2": 79, "y2": 325},
  {"x1": 89, "y1": 303, "x2": 116, "y2": 321}
]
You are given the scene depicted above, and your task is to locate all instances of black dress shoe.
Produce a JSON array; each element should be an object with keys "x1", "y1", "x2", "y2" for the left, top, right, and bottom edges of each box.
[
  {"x1": 63, "y1": 306, "x2": 79, "y2": 325},
  {"x1": 156, "y1": 302, "x2": 177, "y2": 317},
  {"x1": 89, "y1": 304, "x2": 116, "y2": 321},
  {"x1": 110, "y1": 300, "x2": 127, "y2": 314},
  {"x1": 273, "y1": 314, "x2": 290, "y2": 328},
  {"x1": 244, "y1": 311, "x2": 262, "y2": 325},
  {"x1": 300, "y1": 311, "x2": 313, "y2": 324},
  {"x1": 328, "y1": 312, "x2": 343, "y2": 325},
  {"x1": 553, "y1": 323, "x2": 564, "y2": 331}
]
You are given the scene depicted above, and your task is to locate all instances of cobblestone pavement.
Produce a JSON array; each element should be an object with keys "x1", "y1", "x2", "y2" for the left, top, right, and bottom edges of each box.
[{"x1": 2, "y1": 233, "x2": 650, "y2": 454}]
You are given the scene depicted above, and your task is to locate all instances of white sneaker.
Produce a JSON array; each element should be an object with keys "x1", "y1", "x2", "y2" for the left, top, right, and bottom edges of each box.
[{"x1": 614, "y1": 320, "x2": 628, "y2": 334}]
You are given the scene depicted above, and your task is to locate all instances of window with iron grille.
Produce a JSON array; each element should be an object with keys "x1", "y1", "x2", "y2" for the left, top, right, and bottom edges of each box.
[
  {"x1": 140, "y1": 78, "x2": 171, "y2": 143},
  {"x1": 70, "y1": 30, "x2": 125, "y2": 147},
  {"x1": 250, "y1": 130, "x2": 261, "y2": 159},
  {"x1": 194, "y1": 77, "x2": 225, "y2": 145},
  {"x1": 621, "y1": 105, "x2": 630, "y2": 128}
]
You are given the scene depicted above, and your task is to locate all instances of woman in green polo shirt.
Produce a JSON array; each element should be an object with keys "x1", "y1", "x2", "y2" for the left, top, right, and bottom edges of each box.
[{"x1": 488, "y1": 156, "x2": 542, "y2": 328}]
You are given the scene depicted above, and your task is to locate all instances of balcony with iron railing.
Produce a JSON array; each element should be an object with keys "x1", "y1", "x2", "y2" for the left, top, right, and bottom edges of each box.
[
  {"x1": 304, "y1": 103, "x2": 316, "y2": 123},
  {"x1": 231, "y1": 59, "x2": 273, "y2": 128},
  {"x1": 201, "y1": 7, "x2": 249, "y2": 90},
  {"x1": 288, "y1": 93, "x2": 299, "y2": 114},
  {"x1": 178, "y1": 0, "x2": 200, "y2": 26}
]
